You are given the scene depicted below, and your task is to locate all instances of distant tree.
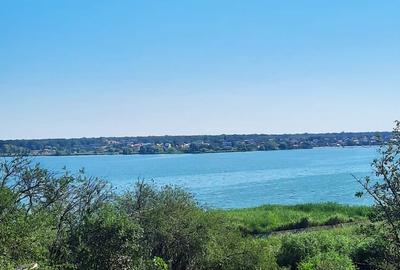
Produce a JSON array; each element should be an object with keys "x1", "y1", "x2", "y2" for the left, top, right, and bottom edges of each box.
[
  {"x1": 139, "y1": 145, "x2": 156, "y2": 154},
  {"x1": 188, "y1": 143, "x2": 201, "y2": 153}
]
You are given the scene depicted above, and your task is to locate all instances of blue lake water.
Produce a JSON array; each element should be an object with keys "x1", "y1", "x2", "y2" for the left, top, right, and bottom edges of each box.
[{"x1": 32, "y1": 147, "x2": 377, "y2": 209}]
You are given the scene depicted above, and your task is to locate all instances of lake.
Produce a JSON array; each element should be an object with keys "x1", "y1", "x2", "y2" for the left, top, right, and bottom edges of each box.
[{"x1": 32, "y1": 147, "x2": 377, "y2": 209}]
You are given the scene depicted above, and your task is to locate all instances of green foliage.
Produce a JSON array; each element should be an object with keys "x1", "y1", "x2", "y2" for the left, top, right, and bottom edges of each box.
[
  {"x1": 118, "y1": 181, "x2": 264, "y2": 270},
  {"x1": 65, "y1": 205, "x2": 142, "y2": 270},
  {"x1": 152, "y1": 257, "x2": 169, "y2": 270},
  {"x1": 198, "y1": 214, "x2": 263, "y2": 270},
  {"x1": 120, "y1": 182, "x2": 209, "y2": 269},
  {"x1": 0, "y1": 156, "x2": 111, "y2": 269},
  {"x1": 356, "y1": 121, "x2": 400, "y2": 266},
  {"x1": 350, "y1": 224, "x2": 399, "y2": 270},
  {"x1": 298, "y1": 252, "x2": 355, "y2": 270},
  {"x1": 0, "y1": 258, "x2": 13, "y2": 270},
  {"x1": 276, "y1": 227, "x2": 359, "y2": 269},
  {"x1": 0, "y1": 211, "x2": 55, "y2": 267},
  {"x1": 219, "y1": 203, "x2": 370, "y2": 235}
]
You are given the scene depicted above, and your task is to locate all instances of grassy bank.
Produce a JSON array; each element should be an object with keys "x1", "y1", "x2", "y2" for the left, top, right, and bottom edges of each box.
[{"x1": 217, "y1": 203, "x2": 371, "y2": 235}]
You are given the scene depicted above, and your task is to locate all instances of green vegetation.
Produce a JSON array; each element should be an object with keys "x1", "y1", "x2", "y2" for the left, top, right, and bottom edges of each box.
[
  {"x1": 298, "y1": 251, "x2": 356, "y2": 270},
  {"x1": 0, "y1": 131, "x2": 390, "y2": 156},
  {"x1": 260, "y1": 225, "x2": 394, "y2": 270},
  {"x1": 218, "y1": 203, "x2": 371, "y2": 235},
  {"x1": 353, "y1": 120, "x2": 400, "y2": 267},
  {"x1": 276, "y1": 226, "x2": 361, "y2": 268}
]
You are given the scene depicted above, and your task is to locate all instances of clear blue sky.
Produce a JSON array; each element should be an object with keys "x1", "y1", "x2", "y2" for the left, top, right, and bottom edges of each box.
[{"x1": 1, "y1": 0, "x2": 399, "y2": 139}]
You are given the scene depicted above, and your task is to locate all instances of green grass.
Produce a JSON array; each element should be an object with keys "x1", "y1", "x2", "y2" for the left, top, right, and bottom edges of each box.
[{"x1": 216, "y1": 203, "x2": 371, "y2": 235}]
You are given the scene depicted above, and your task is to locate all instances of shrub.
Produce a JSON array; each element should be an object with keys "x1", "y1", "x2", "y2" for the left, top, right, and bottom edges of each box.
[
  {"x1": 277, "y1": 230, "x2": 356, "y2": 269},
  {"x1": 298, "y1": 252, "x2": 356, "y2": 270},
  {"x1": 68, "y1": 205, "x2": 142, "y2": 270},
  {"x1": 356, "y1": 121, "x2": 400, "y2": 265},
  {"x1": 120, "y1": 182, "x2": 210, "y2": 270},
  {"x1": 66, "y1": 205, "x2": 142, "y2": 270},
  {"x1": 351, "y1": 225, "x2": 398, "y2": 270},
  {"x1": 152, "y1": 257, "x2": 168, "y2": 270},
  {"x1": 198, "y1": 216, "x2": 263, "y2": 270},
  {"x1": 0, "y1": 204, "x2": 55, "y2": 268}
]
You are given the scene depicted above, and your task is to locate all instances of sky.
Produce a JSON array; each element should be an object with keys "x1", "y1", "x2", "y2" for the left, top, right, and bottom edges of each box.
[{"x1": 1, "y1": 0, "x2": 399, "y2": 139}]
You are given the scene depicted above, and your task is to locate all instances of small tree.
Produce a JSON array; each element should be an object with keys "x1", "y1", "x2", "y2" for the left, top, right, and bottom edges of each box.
[
  {"x1": 356, "y1": 121, "x2": 400, "y2": 265},
  {"x1": 119, "y1": 181, "x2": 209, "y2": 270},
  {"x1": 0, "y1": 156, "x2": 112, "y2": 268}
]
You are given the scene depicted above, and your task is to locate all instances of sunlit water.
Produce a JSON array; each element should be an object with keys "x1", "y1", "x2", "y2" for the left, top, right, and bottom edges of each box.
[{"x1": 30, "y1": 147, "x2": 377, "y2": 209}]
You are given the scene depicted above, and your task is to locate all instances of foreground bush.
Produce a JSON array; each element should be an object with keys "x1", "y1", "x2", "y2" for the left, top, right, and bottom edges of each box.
[
  {"x1": 351, "y1": 225, "x2": 399, "y2": 270},
  {"x1": 276, "y1": 229, "x2": 358, "y2": 269},
  {"x1": 298, "y1": 252, "x2": 355, "y2": 270},
  {"x1": 119, "y1": 182, "x2": 212, "y2": 269},
  {"x1": 198, "y1": 215, "x2": 263, "y2": 270},
  {"x1": 65, "y1": 205, "x2": 143, "y2": 270}
]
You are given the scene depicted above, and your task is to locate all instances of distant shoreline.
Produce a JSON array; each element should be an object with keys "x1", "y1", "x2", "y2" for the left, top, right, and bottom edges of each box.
[
  {"x1": 0, "y1": 144, "x2": 379, "y2": 158},
  {"x1": 0, "y1": 131, "x2": 388, "y2": 157}
]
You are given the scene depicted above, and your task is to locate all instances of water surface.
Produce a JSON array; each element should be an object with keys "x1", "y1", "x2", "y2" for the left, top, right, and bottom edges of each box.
[{"x1": 32, "y1": 147, "x2": 377, "y2": 208}]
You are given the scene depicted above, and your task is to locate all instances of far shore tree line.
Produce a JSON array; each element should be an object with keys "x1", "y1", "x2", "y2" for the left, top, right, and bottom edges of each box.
[{"x1": 0, "y1": 131, "x2": 392, "y2": 156}]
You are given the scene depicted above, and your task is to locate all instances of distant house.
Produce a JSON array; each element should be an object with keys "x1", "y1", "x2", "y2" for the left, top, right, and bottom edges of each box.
[{"x1": 131, "y1": 143, "x2": 142, "y2": 152}]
